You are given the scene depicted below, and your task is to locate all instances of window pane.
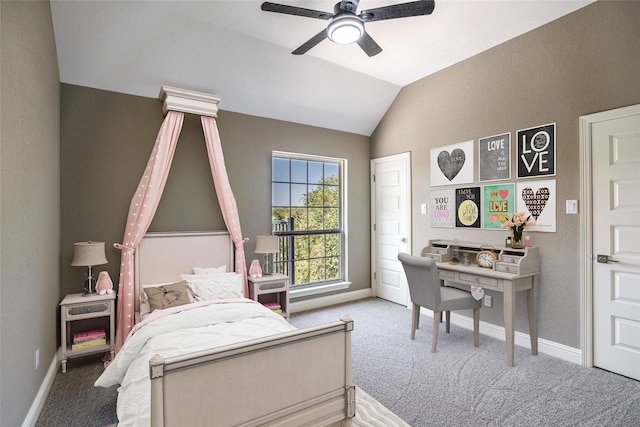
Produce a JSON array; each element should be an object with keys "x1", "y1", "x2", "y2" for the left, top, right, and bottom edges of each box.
[
  {"x1": 325, "y1": 163, "x2": 339, "y2": 181},
  {"x1": 326, "y1": 234, "x2": 339, "y2": 257},
  {"x1": 309, "y1": 258, "x2": 325, "y2": 282},
  {"x1": 272, "y1": 183, "x2": 289, "y2": 206},
  {"x1": 308, "y1": 161, "x2": 323, "y2": 184},
  {"x1": 291, "y1": 184, "x2": 307, "y2": 207},
  {"x1": 307, "y1": 185, "x2": 322, "y2": 207},
  {"x1": 293, "y1": 235, "x2": 309, "y2": 259},
  {"x1": 324, "y1": 185, "x2": 339, "y2": 207},
  {"x1": 307, "y1": 208, "x2": 323, "y2": 230},
  {"x1": 272, "y1": 158, "x2": 289, "y2": 182},
  {"x1": 291, "y1": 159, "x2": 307, "y2": 183},
  {"x1": 324, "y1": 208, "x2": 339, "y2": 229},
  {"x1": 272, "y1": 208, "x2": 290, "y2": 222},
  {"x1": 326, "y1": 256, "x2": 339, "y2": 280},
  {"x1": 310, "y1": 234, "x2": 325, "y2": 258},
  {"x1": 291, "y1": 208, "x2": 307, "y2": 231},
  {"x1": 294, "y1": 259, "x2": 309, "y2": 284}
]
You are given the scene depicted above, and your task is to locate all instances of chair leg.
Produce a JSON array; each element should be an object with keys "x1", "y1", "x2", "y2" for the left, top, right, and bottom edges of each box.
[
  {"x1": 432, "y1": 311, "x2": 440, "y2": 353},
  {"x1": 411, "y1": 303, "x2": 419, "y2": 340},
  {"x1": 445, "y1": 311, "x2": 451, "y2": 333},
  {"x1": 473, "y1": 307, "x2": 480, "y2": 347}
]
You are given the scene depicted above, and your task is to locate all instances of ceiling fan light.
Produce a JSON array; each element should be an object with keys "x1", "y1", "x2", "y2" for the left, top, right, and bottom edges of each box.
[{"x1": 327, "y1": 15, "x2": 364, "y2": 44}]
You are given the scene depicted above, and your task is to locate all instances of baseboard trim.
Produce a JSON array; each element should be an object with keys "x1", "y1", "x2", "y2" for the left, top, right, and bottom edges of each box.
[
  {"x1": 441, "y1": 310, "x2": 581, "y2": 365},
  {"x1": 22, "y1": 353, "x2": 58, "y2": 427},
  {"x1": 290, "y1": 288, "x2": 373, "y2": 314}
]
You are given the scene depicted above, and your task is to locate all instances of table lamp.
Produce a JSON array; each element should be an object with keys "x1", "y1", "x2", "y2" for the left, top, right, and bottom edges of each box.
[
  {"x1": 255, "y1": 235, "x2": 279, "y2": 276},
  {"x1": 71, "y1": 241, "x2": 108, "y2": 296}
]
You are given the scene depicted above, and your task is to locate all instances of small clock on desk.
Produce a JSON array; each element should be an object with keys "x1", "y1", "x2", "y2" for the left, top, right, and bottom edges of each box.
[{"x1": 476, "y1": 248, "x2": 498, "y2": 268}]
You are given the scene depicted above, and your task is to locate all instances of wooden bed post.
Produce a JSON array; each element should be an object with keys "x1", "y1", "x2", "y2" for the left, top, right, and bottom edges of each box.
[{"x1": 149, "y1": 354, "x2": 166, "y2": 427}]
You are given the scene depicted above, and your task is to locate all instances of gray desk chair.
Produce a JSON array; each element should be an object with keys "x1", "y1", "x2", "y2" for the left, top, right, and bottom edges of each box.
[{"x1": 398, "y1": 252, "x2": 481, "y2": 352}]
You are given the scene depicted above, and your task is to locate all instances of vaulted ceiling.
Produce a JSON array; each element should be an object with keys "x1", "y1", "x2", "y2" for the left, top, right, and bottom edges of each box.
[{"x1": 51, "y1": 0, "x2": 594, "y2": 136}]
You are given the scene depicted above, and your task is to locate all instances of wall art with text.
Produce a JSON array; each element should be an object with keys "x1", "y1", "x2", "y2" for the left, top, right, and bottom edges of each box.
[
  {"x1": 479, "y1": 132, "x2": 511, "y2": 182},
  {"x1": 430, "y1": 188, "x2": 456, "y2": 228},
  {"x1": 431, "y1": 140, "x2": 474, "y2": 186},
  {"x1": 516, "y1": 180, "x2": 556, "y2": 232},
  {"x1": 456, "y1": 187, "x2": 481, "y2": 228},
  {"x1": 482, "y1": 183, "x2": 515, "y2": 230},
  {"x1": 517, "y1": 123, "x2": 556, "y2": 178}
]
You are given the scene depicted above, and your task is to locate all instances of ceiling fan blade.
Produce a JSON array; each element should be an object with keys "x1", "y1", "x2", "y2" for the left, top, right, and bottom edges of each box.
[
  {"x1": 359, "y1": 0, "x2": 435, "y2": 22},
  {"x1": 356, "y1": 31, "x2": 382, "y2": 57},
  {"x1": 292, "y1": 28, "x2": 328, "y2": 55},
  {"x1": 261, "y1": 2, "x2": 332, "y2": 20}
]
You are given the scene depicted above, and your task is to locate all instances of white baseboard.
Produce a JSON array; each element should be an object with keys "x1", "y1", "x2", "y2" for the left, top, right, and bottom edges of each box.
[
  {"x1": 290, "y1": 288, "x2": 373, "y2": 314},
  {"x1": 22, "y1": 353, "x2": 58, "y2": 427},
  {"x1": 424, "y1": 308, "x2": 581, "y2": 365}
]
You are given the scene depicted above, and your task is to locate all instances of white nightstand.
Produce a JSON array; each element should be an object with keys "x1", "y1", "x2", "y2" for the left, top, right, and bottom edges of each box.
[
  {"x1": 248, "y1": 273, "x2": 290, "y2": 318},
  {"x1": 59, "y1": 292, "x2": 115, "y2": 373}
]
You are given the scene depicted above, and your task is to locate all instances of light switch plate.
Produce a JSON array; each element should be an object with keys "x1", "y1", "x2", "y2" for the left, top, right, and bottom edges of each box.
[
  {"x1": 566, "y1": 200, "x2": 578, "y2": 214},
  {"x1": 420, "y1": 204, "x2": 427, "y2": 214}
]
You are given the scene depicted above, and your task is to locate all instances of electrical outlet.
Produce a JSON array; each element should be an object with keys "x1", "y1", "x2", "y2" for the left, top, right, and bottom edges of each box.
[
  {"x1": 483, "y1": 295, "x2": 493, "y2": 308},
  {"x1": 35, "y1": 349, "x2": 40, "y2": 371}
]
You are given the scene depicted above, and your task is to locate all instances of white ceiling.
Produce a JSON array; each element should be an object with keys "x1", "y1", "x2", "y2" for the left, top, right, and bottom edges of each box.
[{"x1": 51, "y1": 0, "x2": 595, "y2": 136}]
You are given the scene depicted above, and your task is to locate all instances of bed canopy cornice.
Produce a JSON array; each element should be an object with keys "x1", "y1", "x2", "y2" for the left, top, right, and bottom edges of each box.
[{"x1": 159, "y1": 85, "x2": 222, "y2": 117}]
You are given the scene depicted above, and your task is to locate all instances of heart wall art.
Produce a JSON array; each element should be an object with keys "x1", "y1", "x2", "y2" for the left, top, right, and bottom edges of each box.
[
  {"x1": 482, "y1": 183, "x2": 515, "y2": 230},
  {"x1": 431, "y1": 140, "x2": 474, "y2": 187},
  {"x1": 516, "y1": 180, "x2": 556, "y2": 232}
]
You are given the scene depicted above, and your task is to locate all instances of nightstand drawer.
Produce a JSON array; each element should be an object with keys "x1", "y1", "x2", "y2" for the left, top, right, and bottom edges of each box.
[
  {"x1": 258, "y1": 281, "x2": 288, "y2": 292},
  {"x1": 67, "y1": 303, "x2": 109, "y2": 316}
]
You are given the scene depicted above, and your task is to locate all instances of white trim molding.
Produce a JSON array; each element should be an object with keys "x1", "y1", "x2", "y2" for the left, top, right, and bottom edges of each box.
[
  {"x1": 578, "y1": 103, "x2": 640, "y2": 368},
  {"x1": 159, "y1": 85, "x2": 221, "y2": 117},
  {"x1": 22, "y1": 353, "x2": 58, "y2": 427}
]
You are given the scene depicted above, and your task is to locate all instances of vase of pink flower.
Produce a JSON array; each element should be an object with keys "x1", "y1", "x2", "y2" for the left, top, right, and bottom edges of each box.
[{"x1": 501, "y1": 212, "x2": 535, "y2": 248}]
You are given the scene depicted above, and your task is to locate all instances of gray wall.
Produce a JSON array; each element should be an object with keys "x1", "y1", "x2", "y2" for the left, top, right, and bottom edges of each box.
[
  {"x1": 60, "y1": 85, "x2": 372, "y2": 299},
  {"x1": 371, "y1": 0, "x2": 640, "y2": 348},
  {"x1": 0, "y1": 1, "x2": 61, "y2": 426}
]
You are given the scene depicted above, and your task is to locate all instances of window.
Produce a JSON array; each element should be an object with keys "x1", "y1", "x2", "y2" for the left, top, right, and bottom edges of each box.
[{"x1": 271, "y1": 152, "x2": 345, "y2": 288}]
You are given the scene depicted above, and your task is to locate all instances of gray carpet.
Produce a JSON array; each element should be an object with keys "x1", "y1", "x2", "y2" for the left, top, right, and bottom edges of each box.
[
  {"x1": 36, "y1": 297, "x2": 640, "y2": 426},
  {"x1": 289, "y1": 298, "x2": 640, "y2": 427}
]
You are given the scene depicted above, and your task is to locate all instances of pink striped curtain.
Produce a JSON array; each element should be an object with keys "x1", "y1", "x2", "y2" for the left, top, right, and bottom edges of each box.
[
  {"x1": 201, "y1": 116, "x2": 248, "y2": 297},
  {"x1": 113, "y1": 111, "x2": 184, "y2": 352}
]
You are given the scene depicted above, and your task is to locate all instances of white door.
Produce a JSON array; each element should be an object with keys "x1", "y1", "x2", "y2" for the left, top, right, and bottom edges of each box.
[
  {"x1": 371, "y1": 153, "x2": 411, "y2": 306},
  {"x1": 591, "y1": 107, "x2": 640, "y2": 380}
]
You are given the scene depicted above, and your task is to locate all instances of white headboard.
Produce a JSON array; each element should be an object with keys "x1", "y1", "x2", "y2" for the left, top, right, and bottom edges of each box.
[{"x1": 134, "y1": 231, "x2": 234, "y2": 311}]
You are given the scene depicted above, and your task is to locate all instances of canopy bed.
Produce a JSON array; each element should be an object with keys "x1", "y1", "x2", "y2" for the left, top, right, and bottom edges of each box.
[{"x1": 98, "y1": 87, "x2": 355, "y2": 426}]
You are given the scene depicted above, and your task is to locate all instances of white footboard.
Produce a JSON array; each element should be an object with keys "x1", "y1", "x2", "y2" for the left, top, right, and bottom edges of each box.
[{"x1": 149, "y1": 316, "x2": 355, "y2": 427}]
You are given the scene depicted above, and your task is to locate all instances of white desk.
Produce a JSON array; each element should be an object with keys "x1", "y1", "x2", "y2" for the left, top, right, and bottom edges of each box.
[
  {"x1": 435, "y1": 262, "x2": 538, "y2": 367},
  {"x1": 424, "y1": 240, "x2": 540, "y2": 367}
]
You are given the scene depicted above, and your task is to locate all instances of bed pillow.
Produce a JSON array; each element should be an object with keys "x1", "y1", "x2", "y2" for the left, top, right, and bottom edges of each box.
[
  {"x1": 140, "y1": 281, "x2": 193, "y2": 316},
  {"x1": 181, "y1": 273, "x2": 243, "y2": 301},
  {"x1": 192, "y1": 265, "x2": 227, "y2": 275},
  {"x1": 139, "y1": 281, "x2": 197, "y2": 320}
]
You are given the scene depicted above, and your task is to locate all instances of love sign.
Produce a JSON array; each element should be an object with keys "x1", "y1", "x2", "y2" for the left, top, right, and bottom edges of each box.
[{"x1": 517, "y1": 123, "x2": 556, "y2": 178}]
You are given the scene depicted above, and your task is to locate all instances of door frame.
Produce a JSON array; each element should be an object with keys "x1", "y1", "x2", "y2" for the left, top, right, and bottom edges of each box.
[
  {"x1": 370, "y1": 152, "x2": 412, "y2": 305},
  {"x1": 579, "y1": 103, "x2": 640, "y2": 368}
]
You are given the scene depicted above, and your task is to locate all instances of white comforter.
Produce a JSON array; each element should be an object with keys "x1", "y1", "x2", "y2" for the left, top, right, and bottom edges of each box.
[{"x1": 95, "y1": 299, "x2": 295, "y2": 427}]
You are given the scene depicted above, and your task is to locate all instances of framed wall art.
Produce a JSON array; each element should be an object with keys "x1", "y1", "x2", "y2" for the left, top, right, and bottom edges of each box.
[
  {"x1": 431, "y1": 140, "x2": 474, "y2": 186},
  {"x1": 479, "y1": 132, "x2": 511, "y2": 182}
]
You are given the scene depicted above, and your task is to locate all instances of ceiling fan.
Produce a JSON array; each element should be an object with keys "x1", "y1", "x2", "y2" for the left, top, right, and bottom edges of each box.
[{"x1": 261, "y1": 0, "x2": 435, "y2": 57}]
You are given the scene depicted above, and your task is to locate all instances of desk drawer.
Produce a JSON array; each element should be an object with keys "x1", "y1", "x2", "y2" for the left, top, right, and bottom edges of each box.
[
  {"x1": 501, "y1": 255, "x2": 521, "y2": 264},
  {"x1": 439, "y1": 270, "x2": 456, "y2": 280},
  {"x1": 495, "y1": 263, "x2": 519, "y2": 274},
  {"x1": 459, "y1": 273, "x2": 498, "y2": 289}
]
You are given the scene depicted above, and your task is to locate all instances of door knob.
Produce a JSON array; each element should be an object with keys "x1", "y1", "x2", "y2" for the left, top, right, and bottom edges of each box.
[
  {"x1": 597, "y1": 254, "x2": 619, "y2": 263},
  {"x1": 401, "y1": 237, "x2": 407, "y2": 243}
]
